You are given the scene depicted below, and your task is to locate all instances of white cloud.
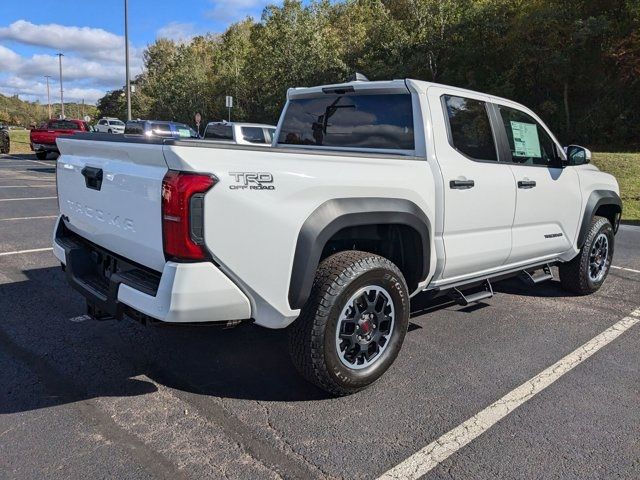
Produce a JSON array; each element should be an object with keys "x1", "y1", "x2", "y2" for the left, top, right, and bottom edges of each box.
[
  {"x1": 0, "y1": 46, "x2": 126, "y2": 86},
  {"x1": 157, "y1": 22, "x2": 197, "y2": 42},
  {"x1": 0, "y1": 75, "x2": 104, "y2": 103},
  {"x1": 0, "y1": 20, "x2": 145, "y2": 104},
  {"x1": 0, "y1": 20, "x2": 139, "y2": 64},
  {"x1": 206, "y1": 0, "x2": 272, "y2": 22}
]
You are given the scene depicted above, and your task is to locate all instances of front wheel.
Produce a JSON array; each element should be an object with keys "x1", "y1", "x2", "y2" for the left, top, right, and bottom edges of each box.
[
  {"x1": 559, "y1": 216, "x2": 614, "y2": 295},
  {"x1": 288, "y1": 251, "x2": 410, "y2": 396},
  {"x1": 35, "y1": 151, "x2": 47, "y2": 160}
]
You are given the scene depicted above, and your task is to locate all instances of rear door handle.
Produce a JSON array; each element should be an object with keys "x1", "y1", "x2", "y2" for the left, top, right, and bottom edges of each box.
[
  {"x1": 517, "y1": 180, "x2": 537, "y2": 189},
  {"x1": 449, "y1": 179, "x2": 475, "y2": 189}
]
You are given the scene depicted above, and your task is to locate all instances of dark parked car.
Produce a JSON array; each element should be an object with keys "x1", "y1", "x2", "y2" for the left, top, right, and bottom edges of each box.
[
  {"x1": 0, "y1": 123, "x2": 9, "y2": 154},
  {"x1": 124, "y1": 120, "x2": 199, "y2": 139}
]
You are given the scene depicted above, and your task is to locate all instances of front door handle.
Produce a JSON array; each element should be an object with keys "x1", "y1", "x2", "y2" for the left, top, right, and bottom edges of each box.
[
  {"x1": 450, "y1": 179, "x2": 475, "y2": 189},
  {"x1": 518, "y1": 180, "x2": 537, "y2": 189}
]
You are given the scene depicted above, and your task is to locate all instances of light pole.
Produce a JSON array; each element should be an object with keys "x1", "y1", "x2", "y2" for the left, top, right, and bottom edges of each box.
[
  {"x1": 44, "y1": 75, "x2": 52, "y2": 119},
  {"x1": 57, "y1": 53, "x2": 64, "y2": 119},
  {"x1": 124, "y1": 0, "x2": 132, "y2": 121}
]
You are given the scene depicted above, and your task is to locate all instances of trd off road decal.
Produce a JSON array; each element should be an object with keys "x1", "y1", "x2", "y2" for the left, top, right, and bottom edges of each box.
[{"x1": 228, "y1": 172, "x2": 275, "y2": 190}]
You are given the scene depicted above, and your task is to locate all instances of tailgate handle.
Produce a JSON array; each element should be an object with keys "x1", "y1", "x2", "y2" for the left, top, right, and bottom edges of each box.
[{"x1": 81, "y1": 166, "x2": 103, "y2": 191}]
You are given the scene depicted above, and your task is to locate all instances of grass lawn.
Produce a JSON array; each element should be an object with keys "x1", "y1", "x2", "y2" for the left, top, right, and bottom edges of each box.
[
  {"x1": 592, "y1": 152, "x2": 640, "y2": 222},
  {"x1": 8, "y1": 129, "x2": 32, "y2": 155}
]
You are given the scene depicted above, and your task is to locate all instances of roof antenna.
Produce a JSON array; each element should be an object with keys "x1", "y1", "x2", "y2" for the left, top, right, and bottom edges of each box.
[{"x1": 347, "y1": 72, "x2": 369, "y2": 82}]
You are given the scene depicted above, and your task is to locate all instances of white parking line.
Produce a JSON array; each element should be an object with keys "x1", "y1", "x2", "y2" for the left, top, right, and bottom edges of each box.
[
  {"x1": 0, "y1": 247, "x2": 53, "y2": 257},
  {"x1": 0, "y1": 196, "x2": 57, "y2": 202},
  {"x1": 612, "y1": 265, "x2": 640, "y2": 274},
  {"x1": 0, "y1": 215, "x2": 57, "y2": 222},
  {"x1": 0, "y1": 185, "x2": 55, "y2": 188},
  {"x1": 379, "y1": 307, "x2": 640, "y2": 480}
]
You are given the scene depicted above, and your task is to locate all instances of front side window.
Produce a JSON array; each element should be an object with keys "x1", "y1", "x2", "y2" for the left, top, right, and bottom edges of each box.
[
  {"x1": 497, "y1": 105, "x2": 559, "y2": 166},
  {"x1": 204, "y1": 124, "x2": 233, "y2": 141},
  {"x1": 444, "y1": 95, "x2": 497, "y2": 161},
  {"x1": 278, "y1": 93, "x2": 414, "y2": 150},
  {"x1": 241, "y1": 126, "x2": 267, "y2": 144}
]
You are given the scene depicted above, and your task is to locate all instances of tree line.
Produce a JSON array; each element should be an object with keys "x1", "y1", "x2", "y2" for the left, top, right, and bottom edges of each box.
[{"x1": 97, "y1": 0, "x2": 640, "y2": 149}]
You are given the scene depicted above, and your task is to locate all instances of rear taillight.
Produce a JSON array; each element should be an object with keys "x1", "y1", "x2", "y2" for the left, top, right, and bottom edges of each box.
[{"x1": 161, "y1": 170, "x2": 216, "y2": 261}]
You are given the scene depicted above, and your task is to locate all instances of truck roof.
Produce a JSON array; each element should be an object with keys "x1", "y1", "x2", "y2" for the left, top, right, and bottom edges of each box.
[{"x1": 287, "y1": 78, "x2": 528, "y2": 112}]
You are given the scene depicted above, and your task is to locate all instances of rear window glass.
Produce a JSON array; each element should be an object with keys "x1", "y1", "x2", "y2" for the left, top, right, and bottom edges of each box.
[
  {"x1": 49, "y1": 120, "x2": 81, "y2": 130},
  {"x1": 109, "y1": 120, "x2": 124, "y2": 126},
  {"x1": 278, "y1": 93, "x2": 414, "y2": 150},
  {"x1": 204, "y1": 124, "x2": 233, "y2": 141},
  {"x1": 241, "y1": 126, "x2": 267, "y2": 144}
]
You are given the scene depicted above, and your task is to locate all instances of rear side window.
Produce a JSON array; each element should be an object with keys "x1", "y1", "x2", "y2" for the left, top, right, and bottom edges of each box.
[
  {"x1": 278, "y1": 93, "x2": 415, "y2": 150},
  {"x1": 150, "y1": 123, "x2": 173, "y2": 137},
  {"x1": 444, "y1": 95, "x2": 497, "y2": 161},
  {"x1": 204, "y1": 124, "x2": 233, "y2": 141},
  {"x1": 496, "y1": 105, "x2": 559, "y2": 166},
  {"x1": 124, "y1": 122, "x2": 144, "y2": 135},
  {"x1": 241, "y1": 126, "x2": 267, "y2": 144}
]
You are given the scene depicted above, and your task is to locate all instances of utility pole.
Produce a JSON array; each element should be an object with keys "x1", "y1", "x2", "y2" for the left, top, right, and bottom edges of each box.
[
  {"x1": 57, "y1": 53, "x2": 65, "y2": 119},
  {"x1": 44, "y1": 75, "x2": 52, "y2": 119},
  {"x1": 124, "y1": 0, "x2": 132, "y2": 121}
]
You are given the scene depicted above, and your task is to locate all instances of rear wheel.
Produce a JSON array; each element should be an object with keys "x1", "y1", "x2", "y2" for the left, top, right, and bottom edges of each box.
[
  {"x1": 0, "y1": 132, "x2": 9, "y2": 154},
  {"x1": 35, "y1": 151, "x2": 47, "y2": 160},
  {"x1": 559, "y1": 216, "x2": 614, "y2": 295},
  {"x1": 288, "y1": 251, "x2": 410, "y2": 396}
]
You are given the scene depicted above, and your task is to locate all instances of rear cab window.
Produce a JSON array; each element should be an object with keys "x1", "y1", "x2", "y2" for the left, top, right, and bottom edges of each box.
[
  {"x1": 241, "y1": 126, "x2": 267, "y2": 144},
  {"x1": 278, "y1": 92, "x2": 415, "y2": 151},
  {"x1": 204, "y1": 124, "x2": 234, "y2": 141},
  {"x1": 49, "y1": 120, "x2": 82, "y2": 130}
]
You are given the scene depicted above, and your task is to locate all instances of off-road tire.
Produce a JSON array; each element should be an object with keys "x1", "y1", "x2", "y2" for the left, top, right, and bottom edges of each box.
[
  {"x1": 559, "y1": 216, "x2": 614, "y2": 295},
  {"x1": 0, "y1": 132, "x2": 9, "y2": 154},
  {"x1": 35, "y1": 151, "x2": 47, "y2": 160},
  {"x1": 288, "y1": 250, "x2": 410, "y2": 396}
]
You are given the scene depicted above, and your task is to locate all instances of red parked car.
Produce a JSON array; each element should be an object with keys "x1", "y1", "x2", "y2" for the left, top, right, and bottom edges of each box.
[{"x1": 30, "y1": 119, "x2": 91, "y2": 159}]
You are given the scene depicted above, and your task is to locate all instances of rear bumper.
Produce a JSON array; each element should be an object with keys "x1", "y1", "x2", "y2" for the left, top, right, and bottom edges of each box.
[
  {"x1": 53, "y1": 217, "x2": 252, "y2": 323},
  {"x1": 31, "y1": 142, "x2": 59, "y2": 153}
]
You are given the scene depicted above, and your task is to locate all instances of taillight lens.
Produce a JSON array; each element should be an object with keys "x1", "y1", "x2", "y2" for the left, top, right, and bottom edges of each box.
[{"x1": 162, "y1": 170, "x2": 216, "y2": 261}]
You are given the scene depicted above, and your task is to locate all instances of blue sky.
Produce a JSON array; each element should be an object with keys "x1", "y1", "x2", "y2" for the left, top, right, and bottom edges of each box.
[{"x1": 0, "y1": 0, "x2": 279, "y2": 104}]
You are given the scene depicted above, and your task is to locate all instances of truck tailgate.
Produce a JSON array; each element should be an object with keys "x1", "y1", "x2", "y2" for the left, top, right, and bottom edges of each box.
[{"x1": 56, "y1": 137, "x2": 168, "y2": 272}]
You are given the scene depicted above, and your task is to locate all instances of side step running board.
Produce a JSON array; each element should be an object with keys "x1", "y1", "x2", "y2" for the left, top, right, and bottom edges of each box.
[
  {"x1": 451, "y1": 279, "x2": 494, "y2": 306},
  {"x1": 521, "y1": 264, "x2": 554, "y2": 284}
]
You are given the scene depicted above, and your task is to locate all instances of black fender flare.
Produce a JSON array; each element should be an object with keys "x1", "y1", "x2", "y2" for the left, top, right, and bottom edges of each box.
[
  {"x1": 577, "y1": 190, "x2": 622, "y2": 248},
  {"x1": 288, "y1": 197, "x2": 431, "y2": 310}
]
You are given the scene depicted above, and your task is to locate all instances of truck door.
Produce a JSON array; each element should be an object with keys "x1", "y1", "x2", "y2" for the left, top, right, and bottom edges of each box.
[
  {"x1": 428, "y1": 88, "x2": 516, "y2": 281},
  {"x1": 491, "y1": 102, "x2": 582, "y2": 264}
]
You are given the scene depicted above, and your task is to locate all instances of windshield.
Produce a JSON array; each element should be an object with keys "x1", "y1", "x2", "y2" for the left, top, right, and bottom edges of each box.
[{"x1": 278, "y1": 93, "x2": 414, "y2": 150}]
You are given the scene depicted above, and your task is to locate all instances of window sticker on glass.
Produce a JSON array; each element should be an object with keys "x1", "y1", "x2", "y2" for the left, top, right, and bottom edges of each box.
[
  {"x1": 510, "y1": 121, "x2": 541, "y2": 158},
  {"x1": 177, "y1": 128, "x2": 191, "y2": 138}
]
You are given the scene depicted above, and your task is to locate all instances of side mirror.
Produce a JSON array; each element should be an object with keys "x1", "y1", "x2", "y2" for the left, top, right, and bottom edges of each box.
[{"x1": 565, "y1": 145, "x2": 591, "y2": 165}]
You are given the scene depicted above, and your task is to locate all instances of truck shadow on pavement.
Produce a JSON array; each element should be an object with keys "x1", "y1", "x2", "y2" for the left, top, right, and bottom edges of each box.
[{"x1": 0, "y1": 266, "x2": 576, "y2": 414}]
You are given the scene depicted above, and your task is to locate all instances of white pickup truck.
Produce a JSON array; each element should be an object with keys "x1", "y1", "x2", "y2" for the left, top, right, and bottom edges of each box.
[{"x1": 53, "y1": 78, "x2": 622, "y2": 395}]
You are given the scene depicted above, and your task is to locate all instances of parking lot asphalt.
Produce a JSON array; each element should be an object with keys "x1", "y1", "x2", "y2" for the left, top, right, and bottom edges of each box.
[{"x1": 0, "y1": 152, "x2": 638, "y2": 480}]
